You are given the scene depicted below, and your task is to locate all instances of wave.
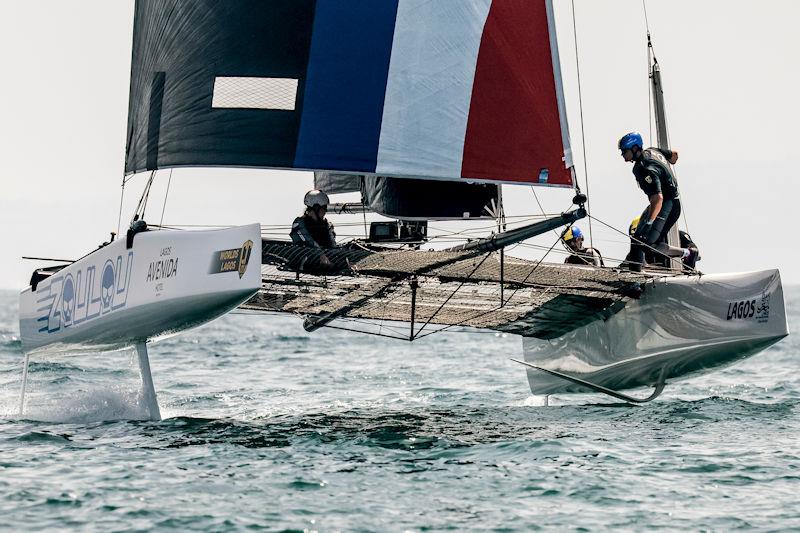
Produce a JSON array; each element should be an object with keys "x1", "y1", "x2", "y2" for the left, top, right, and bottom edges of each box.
[{"x1": 13, "y1": 385, "x2": 152, "y2": 424}]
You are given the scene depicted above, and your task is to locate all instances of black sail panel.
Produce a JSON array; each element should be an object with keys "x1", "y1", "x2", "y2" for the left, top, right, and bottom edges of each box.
[
  {"x1": 361, "y1": 177, "x2": 499, "y2": 220},
  {"x1": 125, "y1": 0, "x2": 316, "y2": 174}
]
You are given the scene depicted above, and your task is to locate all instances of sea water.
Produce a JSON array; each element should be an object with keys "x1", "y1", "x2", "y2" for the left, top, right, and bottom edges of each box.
[{"x1": 1, "y1": 288, "x2": 798, "y2": 531}]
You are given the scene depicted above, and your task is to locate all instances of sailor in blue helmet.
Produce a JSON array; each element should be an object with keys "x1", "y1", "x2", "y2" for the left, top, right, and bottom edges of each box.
[
  {"x1": 562, "y1": 226, "x2": 604, "y2": 267},
  {"x1": 618, "y1": 132, "x2": 697, "y2": 272}
]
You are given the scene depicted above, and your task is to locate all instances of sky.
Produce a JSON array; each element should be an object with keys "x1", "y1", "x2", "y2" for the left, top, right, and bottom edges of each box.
[{"x1": 1, "y1": 0, "x2": 798, "y2": 291}]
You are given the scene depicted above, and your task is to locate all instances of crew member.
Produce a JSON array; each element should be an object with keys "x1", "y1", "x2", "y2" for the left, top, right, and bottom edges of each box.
[
  {"x1": 621, "y1": 215, "x2": 656, "y2": 270},
  {"x1": 562, "y1": 226, "x2": 604, "y2": 267},
  {"x1": 618, "y1": 131, "x2": 697, "y2": 272},
  {"x1": 290, "y1": 190, "x2": 336, "y2": 249}
]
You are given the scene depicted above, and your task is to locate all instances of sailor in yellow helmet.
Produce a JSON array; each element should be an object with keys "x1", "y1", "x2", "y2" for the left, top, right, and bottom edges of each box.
[
  {"x1": 629, "y1": 215, "x2": 641, "y2": 237},
  {"x1": 627, "y1": 215, "x2": 700, "y2": 271},
  {"x1": 624, "y1": 215, "x2": 655, "y2": 269},
  {"x1": 562, "y1": 226, "x2": 604, "y2": 267}
]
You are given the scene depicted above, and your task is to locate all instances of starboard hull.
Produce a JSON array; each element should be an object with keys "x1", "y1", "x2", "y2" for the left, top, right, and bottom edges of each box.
[
  {"x1": 523, "y1": 269, "x2": 788, "y2": 395},
  {"x1": 19, "y1": 224, "x2": 261, "y2": 355}
]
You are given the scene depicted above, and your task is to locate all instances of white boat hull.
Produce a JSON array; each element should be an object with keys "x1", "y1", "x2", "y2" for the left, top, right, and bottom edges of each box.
[
  {"x1": 19, "y1": 224, "x2": 261, "y2": 355},
  {"x1": 523, "y1": 269, "x2": 788, "y2": 394}
]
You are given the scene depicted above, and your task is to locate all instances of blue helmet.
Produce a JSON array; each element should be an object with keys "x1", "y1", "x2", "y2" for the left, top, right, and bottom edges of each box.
[
  {"x1": 618, "y1": 132, "x2": 643, "y2": 151},
  {"x1": 563, "y1": 226, "x2": 583, "y2": 241}
]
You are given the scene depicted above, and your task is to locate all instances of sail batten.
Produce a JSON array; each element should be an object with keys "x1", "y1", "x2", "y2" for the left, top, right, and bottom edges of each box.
[{"x1": 125, "y1": 0, "x2": 574, "y2": 186}]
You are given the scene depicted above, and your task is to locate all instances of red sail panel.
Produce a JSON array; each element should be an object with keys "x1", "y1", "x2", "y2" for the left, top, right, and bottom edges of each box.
[{"x1": 461, "y1": 0, "x2": 572, "y2": 186}]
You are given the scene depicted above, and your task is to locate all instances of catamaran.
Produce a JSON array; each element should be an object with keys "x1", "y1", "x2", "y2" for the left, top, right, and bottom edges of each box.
[{"x1": 18, "y1": 0, "x2": 788, "y2": 419}]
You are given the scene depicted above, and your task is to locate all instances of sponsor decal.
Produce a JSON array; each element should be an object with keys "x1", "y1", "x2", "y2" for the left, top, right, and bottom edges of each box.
[
  {"x1": 147, "y1": 247, "x2": 179, "y2": 282},
  {"x1": 755, "y1": 291, "x2": 770, "y2": 323},
  {"x1": 726, "y1": 299, "x2": 756, "y2": 321},
  {"x1": 210, "y1": 240, "x2": 254, "y2": 279},
  {"x1": 726, "y1": 291, "x2": 770, "y2": 323},
  {"x1": 38, "y1": 251, "x2": 134, "y2": 334}
]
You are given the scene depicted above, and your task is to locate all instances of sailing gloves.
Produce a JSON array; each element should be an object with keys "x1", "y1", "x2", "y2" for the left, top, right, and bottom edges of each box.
[{"x1": 634, "y1": 219, "x2": 654, "y2": 242}]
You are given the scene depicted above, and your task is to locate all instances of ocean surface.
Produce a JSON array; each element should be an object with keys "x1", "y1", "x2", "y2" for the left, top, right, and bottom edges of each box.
[{"x1": 1, "y1": 287, "x2": 798, "y2": 531}]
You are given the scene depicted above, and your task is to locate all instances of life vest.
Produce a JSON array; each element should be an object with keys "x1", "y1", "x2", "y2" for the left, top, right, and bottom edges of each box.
[{"x1": 639, "y1": 148, "x2": 679, "y2": 199}]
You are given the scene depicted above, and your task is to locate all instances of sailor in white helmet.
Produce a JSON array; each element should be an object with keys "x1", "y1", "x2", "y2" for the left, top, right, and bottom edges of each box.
[{"x1": 290, "y1": 190, "x2": 337, "y2": 249}]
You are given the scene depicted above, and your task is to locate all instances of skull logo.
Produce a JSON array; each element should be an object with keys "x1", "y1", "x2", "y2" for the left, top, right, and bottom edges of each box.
[
  {"x1": 101, "y1": 262, "x2": 115, "y2": 310},
  {"x1": 61, "y1": 275, "x2": 75, "y2": 325}
]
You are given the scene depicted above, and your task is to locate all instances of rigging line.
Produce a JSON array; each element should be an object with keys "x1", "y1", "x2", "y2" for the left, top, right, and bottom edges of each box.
[
  {"x1": 141, "y1": 171, "x2": 154, "y2": 220},
  {"x1": 132, "y1": 170, "x2": 156, "y2": 223},
  {"x1": 159, "y1": 168, "x2": 173, "y2": 227},
  {"x1": 571, "y1": 0, "x2": 593, "y2": 248},
  {"x1": 417, "y1": 238, "x2": 565, "y2": 341},
  {"x1": 22, "y1": 256, "x2": 75, "y2": 263},
  {"x1": 428, "y1": 217, "x2": 546, "y2": 233},
  {"x1": 336, "y1": 317, "x2": 410, "y2": 339},
  {"x1": 647, "y1": 35, "x2": 654, "y2": 146},
  {"x1": 587, "y1": 213, "x2": 698, "y2": 274},
  {"x1": 515, "y1": 242, "x2": 638, "y2": 267},
  {"x1": 121, "y1": 171, "x2": 141, "y2": 186},
  {"x1": 644, "y1": 0, "x2": 658, "y2": 149},
  {"x1": 425, "y1": 215, "x2": 549, "y2": 238},
  {"x1": 529, "y1": 187, "x2": 559, "y2": 241},
  {"x1": 530, "y1": 191, "x2": 577, "y2": 257},
  {"x1": 641, "y1": 0, "x2": 690, "y2": 234},
  {"x1": 321, "y1": 323, "x2": 410, "y2": 342},
  {"x1": 116, "y1": 177, "x2": 125, "y2": 238},
  {"x1": 412, "y1": 250, "x2": 494, "y2": 339},
  {"x1": 503, "y1": 233, "x2": 567, "y2": 299},
  {"x1": 413, "y1": 234, "x2": 564, "y2": 341}
]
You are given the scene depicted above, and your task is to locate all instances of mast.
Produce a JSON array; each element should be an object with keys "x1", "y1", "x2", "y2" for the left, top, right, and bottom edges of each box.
[
  {"x1": 650, "y1": 61, "x2": 669, "y2": 150},
  {"x1": 648, "y1": 35, "x2": 681, "y2": 266}
]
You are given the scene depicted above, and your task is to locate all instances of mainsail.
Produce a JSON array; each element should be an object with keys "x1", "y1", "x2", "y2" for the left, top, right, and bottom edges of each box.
[{"x1": 125, "y1": 0, "x2": 573, "y2": 186}]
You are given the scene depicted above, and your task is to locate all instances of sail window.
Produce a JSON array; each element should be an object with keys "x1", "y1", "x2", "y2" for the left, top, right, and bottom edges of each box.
[{"x1": 211, "y1": 77, "x2": 298, "y2": 110}]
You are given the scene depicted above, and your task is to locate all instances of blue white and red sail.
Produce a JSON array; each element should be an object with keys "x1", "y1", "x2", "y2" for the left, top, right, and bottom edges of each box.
[{"x1": 125, "y1": 0, "x2": 573, "y2": 187}]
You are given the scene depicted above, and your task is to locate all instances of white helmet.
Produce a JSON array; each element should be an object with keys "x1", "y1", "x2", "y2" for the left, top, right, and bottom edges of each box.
[{"x1": 304, "y1": 189, "x2": 329, "y2": 208}]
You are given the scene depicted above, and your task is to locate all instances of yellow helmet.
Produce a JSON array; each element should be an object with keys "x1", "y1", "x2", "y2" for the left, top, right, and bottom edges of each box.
[
  {"x1": 629, "y1": 216, "x2": 641, "y2": 236},
  {"x1": 563, "y1": 226, "x2": 583, "y2": 242}
]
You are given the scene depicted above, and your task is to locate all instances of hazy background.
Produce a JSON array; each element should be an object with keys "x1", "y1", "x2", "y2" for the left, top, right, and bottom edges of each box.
[{"x1": 1, "y1": 0, "x2": 798, "y2": 290}]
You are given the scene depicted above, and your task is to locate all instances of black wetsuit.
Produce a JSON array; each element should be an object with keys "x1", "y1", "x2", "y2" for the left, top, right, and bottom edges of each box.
[
  {"x1": 565, "y1": 247, "x2": 604, "y2": 267},
  {"x1": 631, "y1": 147, "x2": 681, "y2": 246},
  {"x1": 290, "y1": 214, "x2": 336, "y2": 248},
  {"x1": 625, "y1": 147, "x2": 684, "y2": 270}
]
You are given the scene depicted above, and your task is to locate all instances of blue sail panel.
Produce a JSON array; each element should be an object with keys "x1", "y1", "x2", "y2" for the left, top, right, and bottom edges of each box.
[{"x1": 293, "y1": 0, "x2": 399, "y2": 172}]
